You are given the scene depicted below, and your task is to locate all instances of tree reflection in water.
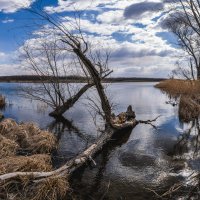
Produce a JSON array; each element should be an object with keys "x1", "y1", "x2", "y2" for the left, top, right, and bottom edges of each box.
[{"x1": 161, "y1": 100, "x2": 200, "y2": 199}]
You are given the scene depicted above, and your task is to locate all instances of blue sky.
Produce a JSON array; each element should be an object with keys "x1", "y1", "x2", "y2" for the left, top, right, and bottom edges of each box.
[{"x1": 0, "y1": 0, "x2": 180, "y2": 77}]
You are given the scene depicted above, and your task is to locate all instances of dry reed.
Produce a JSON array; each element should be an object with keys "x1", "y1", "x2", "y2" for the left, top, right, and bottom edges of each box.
[
  {"x1": 156, "y1": 79, "x2": 200, "y2": 122},
  {"x1": 0, "y1": 154, "x2": 52, "y2": 175},
  {"x1": 179, "y1": 96, "x2": 200, "y2": 122},
  {"x1": 0, "y1": 119, "x2": 57, "y2": 153},
  {"x1": 155, "y1": 79, "x2": 200, "y2": 96},
  {"x1": 26, "y1": 131, "x2": 57, "y2": 154},
  {"x1": 0, "y1": 95, "x2": 6, "y2": 109},
  {"x1": 30, "y1": 176, "x2": 69, "y2": 200},
  {"x1": 0, "y1": 119, "x2": 28, "y2": 146},
  {"x1": 0, "y1": 135, "x2": 19, "y2": 159},
  {"x1": 0, "y1": 119, "x2": 68, "y2": 199}
]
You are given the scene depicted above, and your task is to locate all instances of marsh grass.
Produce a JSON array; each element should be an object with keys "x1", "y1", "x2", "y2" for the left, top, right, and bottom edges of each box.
[
  {"x1": 0, "y1": 135, "x2": 19, "y2": 159},
  {"x1": 155, "y1": 79, "x2": 200, "y2": 122},
  {"x1": 179, "y1": 96, "x2": 200, "y2": 122},
  {"x1": 0, "y1": 154, "x2": 52, "y2": 175},
  {"x1": 155, "y1": 79, "x2": 200, "y2": 97},
  {"x1": 0, "y1": 119, "x2": 66, "y2": 200},
  {"x1": 30, "y1": 176, "x2": 69, "y2": 200},
  {"x1": 0, "y1": 95, "x2": 6, "y2": 109},
  {"x1": 0, "y1": 119, "x2": 57, "y2": 153}
]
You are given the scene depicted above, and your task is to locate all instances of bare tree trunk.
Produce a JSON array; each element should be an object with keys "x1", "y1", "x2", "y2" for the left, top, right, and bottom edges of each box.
[
  {"x1": 49, "y1": 83, "x2": 94, "y2": 117},
  {"x1": 197, "y1": 67, "x2": 200, "y2": 80},
  {"x1": 73, "y1": 48, "x2": 112, "y2": 124}
]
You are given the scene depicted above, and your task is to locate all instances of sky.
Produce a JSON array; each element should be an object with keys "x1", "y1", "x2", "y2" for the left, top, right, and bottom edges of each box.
[{"x1": 0, "y1": 0, "x2": 180, "y2": 77}]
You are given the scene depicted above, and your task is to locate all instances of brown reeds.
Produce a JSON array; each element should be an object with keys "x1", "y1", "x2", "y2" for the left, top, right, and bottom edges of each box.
[
  {"x1": 0, "y1": 135, "x2": 19, "y2": 159},
  {"x1": 155, "y1": 79, "x2": 200, "y2": 122},
  {"x1": 30, "y1": 176, "x2": 69, "y2": 200},
  {"x1": 0, "y1": 95, "x2": 5, "y2": 109},
  {"x1": 0, "y1": 119, "x2": 63, "y2": 200},
  {"x1": 0, "y1": 154, "x2": 52, "y2": 175},
  {"x1": 26, "y1": 131, "x2": 57, "y2": 154},
  {"x1": 0, "y1": 119, "x2": 57, "y2": 153},
  {"x1": 155, "y1": 79, "x2": 200, "y2": 97},
  {"x1": 179, "y1": 95, "x2": 200, "y2": 122}
]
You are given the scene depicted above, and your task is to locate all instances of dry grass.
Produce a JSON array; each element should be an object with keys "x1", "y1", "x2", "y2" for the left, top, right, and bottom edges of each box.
[
  {"x1": 0, "y1": 119, "x2": 68, "y2": 199},
  {"x1": 0, "y1": 119, "x2": 28, "y2": 146},
  {"x1": 0, "y1": 135, "x2": 19, "y2": 159},
  {"x1": 0, "y1": 95, "x2": 6, "y2": 109},
  {"x1": 155, "y1": 79, "x2": 200, "y2": 122},
  {"x1": 26, "y1": 131, "x2": 57, "y2": 154},
  {"x1": 0, "y1": 154, "x2": 52, "y2": 175},
  {"x1": 30, "y1": 176, "x2": 69, "y2": 200},
  {"x1": 0, "y1": 119, "x2": 57, "y2": 153},
  {"x1": 155, "y1": 79, "x2": 200, "y2": 97},
  {"x1": 179, "y1": 95, "x2": 200, "y2": 122},
  {"x1": 0, "y1": 175, "x2": 69, "y2": 200}
]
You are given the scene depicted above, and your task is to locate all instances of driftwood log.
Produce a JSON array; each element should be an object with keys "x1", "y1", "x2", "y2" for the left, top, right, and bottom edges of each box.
[{"x1": 0, "y1": 106, "x2": 138, "y2": 183}]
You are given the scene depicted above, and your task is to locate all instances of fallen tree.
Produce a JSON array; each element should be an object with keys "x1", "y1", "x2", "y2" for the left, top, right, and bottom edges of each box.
[
  {"x1": 0, "y1": 106, "x2": 136, "y2": 181},
  {"x1": 0, "y1": 106, "x2": 158, "y2": 200}
]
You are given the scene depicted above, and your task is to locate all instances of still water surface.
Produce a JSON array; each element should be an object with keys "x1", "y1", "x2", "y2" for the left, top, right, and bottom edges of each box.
[{"x1": 0, "y1": 82, "x2": 197, "y2": 199}]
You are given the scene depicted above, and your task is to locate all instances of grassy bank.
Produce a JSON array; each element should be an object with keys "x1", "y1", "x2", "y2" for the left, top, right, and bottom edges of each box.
[
  {"x1": 155, "y1": 79, "x2": 200, "y2": 96},
  {"x1": 0, "y1": 119, "x2": 69, "y2": 200},
  {"x1": 155, "y1": 79, "x2": 200, "y2": 122}
]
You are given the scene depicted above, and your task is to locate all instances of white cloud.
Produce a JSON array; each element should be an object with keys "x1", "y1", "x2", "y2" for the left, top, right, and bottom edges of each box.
[
  {"x1": 0, "y1": 0, "x2": 181, "y2": 77},
  {"x1": 2, "y1": 19, "x2": 14, "y2": 23},
  {"x1": 0, "y1": 0, "x2": 34, "y2": 13},
  {"x1": 45, "y1": 0, "x2": 135, "y2": 13}
]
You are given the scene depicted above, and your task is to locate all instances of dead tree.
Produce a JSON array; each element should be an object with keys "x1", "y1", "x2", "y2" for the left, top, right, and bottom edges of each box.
[
  {"x1": 164, "y1": 0, "x2": 200, "y2": 79},
  {"x1": 24, "y1": 8, "x2": 113, "y2": 124},
  {"x1": 21, "y1": 16, "x2": 112, "y2": 119},
  {"x1": 21, "y1": 38, "x2": 95, "y2": 117}
]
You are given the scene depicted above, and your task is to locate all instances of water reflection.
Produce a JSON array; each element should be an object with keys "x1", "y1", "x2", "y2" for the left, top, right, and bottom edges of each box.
[{"x1": 0, "y1": 82, "x2": 198, "y2": 199}]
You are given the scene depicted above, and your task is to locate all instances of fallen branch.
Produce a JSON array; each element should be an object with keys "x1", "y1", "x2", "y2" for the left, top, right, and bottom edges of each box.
[{"x1": 137, "y1": 115, "x2": 161, "y2": 129}]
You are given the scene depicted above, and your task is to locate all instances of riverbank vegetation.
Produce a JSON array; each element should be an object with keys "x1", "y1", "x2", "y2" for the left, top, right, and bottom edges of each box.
[
  {"x1": 155, "y1": 78, "x2": 200, "y2": 198},
  {"x1": 0, "y1": 95, "x2": 5, "y2": 109},
  {"x1": 0, "y1": 119, "x2": 61, "y2": 199},
  {"x1": 155, "y1": 79, "x2": 200, "y2": 122},
  {"x1": 155, "y1": 79, "x2": 200, "y2": 96}
]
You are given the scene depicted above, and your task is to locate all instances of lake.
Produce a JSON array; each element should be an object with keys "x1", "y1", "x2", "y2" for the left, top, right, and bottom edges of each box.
[{"x1": 0, "y1": 82, "x2": 198, "y2": 199}]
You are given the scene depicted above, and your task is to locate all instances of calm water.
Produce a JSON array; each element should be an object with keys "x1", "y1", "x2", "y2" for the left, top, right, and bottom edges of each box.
[{"x1": 0, "y1": 82, "x2": 198, "y2": 199}]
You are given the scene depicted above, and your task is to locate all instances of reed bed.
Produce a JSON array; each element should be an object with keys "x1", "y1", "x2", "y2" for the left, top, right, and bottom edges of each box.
[
  {"x1": 0, "y1": 135, "x2": 19, "y2": 159},
  {"x1": 30, "y1": 176, "x2": 69, "y2": 200},
  {"x1": 155, "y1": 79, "x2": 200, "y2": 122},
  {"x1": 0, "y1": 119, "x2": 66, "y2": 200},
  {"x1": 0, "y1": 95, "x2": 5, "y2": 109},
  {"x1": 0, "y1": 119, "x2": 57, "y2": 153},
  {"x1": 0, "y1": 154, "x2": 52, "y2": 175},
  {"x1": 155, "y1": 79, "x2": 200, "y2": 97},
  {"x1": 179, "y1": 95, "x2": 200, "y2": 122}
]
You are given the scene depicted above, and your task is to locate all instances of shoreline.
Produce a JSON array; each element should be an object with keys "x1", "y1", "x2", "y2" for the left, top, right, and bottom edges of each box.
[{"x1": 0, "y1": 76, "x2": 166, "y2": 83}]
